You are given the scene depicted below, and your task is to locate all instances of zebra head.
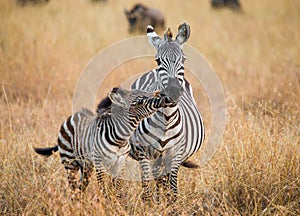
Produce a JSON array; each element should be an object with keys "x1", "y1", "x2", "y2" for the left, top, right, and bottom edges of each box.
[
  {"x1": 147, "y1": 22, "x2": 190, "y2": 86},
  {"x1": 107, "y1": 87, "x2": 176, "y2": 120}
]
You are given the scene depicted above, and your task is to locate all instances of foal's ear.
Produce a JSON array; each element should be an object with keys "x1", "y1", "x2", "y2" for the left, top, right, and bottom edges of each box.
[
  {"x1": 175, "y1": 22, "x2": 190, "y2": 45},
  {"x1": 124, "y1": 9, "x2": 130, "y2": 16},
  {"x1": 147, "y1": 25, "x2": 162, "y2": 49},
  {"x1": 108, "y1": 87, "x2": 129, "y2": 107}
]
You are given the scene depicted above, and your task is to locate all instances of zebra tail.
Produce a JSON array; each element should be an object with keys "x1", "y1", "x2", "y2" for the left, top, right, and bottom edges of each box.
[
  {"x1": 181, "y1": 160, "x2": 199, "y2": 169},
  {"x1": 34, "y1": 145, "x2": 58, "y2": 157}
]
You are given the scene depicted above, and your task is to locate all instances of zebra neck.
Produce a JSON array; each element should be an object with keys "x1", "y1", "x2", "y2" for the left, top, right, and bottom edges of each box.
[
  {"x1": 108, "y1": 112, "x2": 139, "y2": 143},
  {"x1": 157, "y1": 105, "x2": 179, "y2": 123}
]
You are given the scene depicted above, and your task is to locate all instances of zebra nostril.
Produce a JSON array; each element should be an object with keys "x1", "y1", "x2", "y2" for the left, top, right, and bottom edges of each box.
[
  {"x1": 160, "y1": 92, "x2": 166, "y2": 97},
  {"x1": 153, "y1": 90, "x2": 160, "y2": 97},
  {"x1": 164, "y1": 96, "x2": 172, "y2": 104}
]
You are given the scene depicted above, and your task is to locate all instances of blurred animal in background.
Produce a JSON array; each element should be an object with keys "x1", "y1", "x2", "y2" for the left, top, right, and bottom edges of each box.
[
  {"x1": 16, "y1": 0, "x2": 50, "y2": 5},
  {"x1": 90, "y1": 0, "x2": 107, "y2": 2},
  {"x1": 211, "y1": 0, "x2": 242, "y2": 10},
  {"x1": 124, "y1": 4, "x2": 165, "y2": 33}
]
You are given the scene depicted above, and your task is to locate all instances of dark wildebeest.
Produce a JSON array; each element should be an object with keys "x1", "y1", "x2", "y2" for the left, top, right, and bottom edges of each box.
[
  {"x1": 124, "y1": 4, "x2": 165, "y2": 33},
  {"x1": 90, "y1": 0, "x2": 107, "y2": 2},
  {"x1": 16, "y1": 0, "x2": 49, "y2": 5},
  {"x1": 211, "y1": 0, "x2": 242, "y2": 10}
]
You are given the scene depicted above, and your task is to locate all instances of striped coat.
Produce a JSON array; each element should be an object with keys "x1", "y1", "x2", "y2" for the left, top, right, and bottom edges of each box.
[
  {"x1": 129, "y1": 23, "x2": 205, "y2": 201},
  {"x1": 34, "y1": 87, "x2": 179, "y2": 192}
]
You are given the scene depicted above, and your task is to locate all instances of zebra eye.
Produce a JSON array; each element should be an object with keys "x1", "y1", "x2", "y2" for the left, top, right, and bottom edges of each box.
[
  {"x1": 133, "y1": 97, "x2": 146, "y2": 106},
  {"x1": 155, "y1": 58, "x2": 161, "y2": 65}
]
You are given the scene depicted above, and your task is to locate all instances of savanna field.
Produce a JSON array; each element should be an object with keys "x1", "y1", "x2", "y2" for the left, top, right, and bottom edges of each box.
[{"x1": 0, "y1": 0, "x2": 299, "y2": 215}]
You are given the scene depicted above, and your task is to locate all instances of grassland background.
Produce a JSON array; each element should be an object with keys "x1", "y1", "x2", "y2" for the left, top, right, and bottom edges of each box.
[{"x1": 0, "y1": 0, "x2": 299, "y2": 215}]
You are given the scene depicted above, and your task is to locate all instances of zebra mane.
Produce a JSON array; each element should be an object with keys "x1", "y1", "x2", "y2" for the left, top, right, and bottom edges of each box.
[
  {"x1": 164, "y1": 28, "x2": 173, "y2": 41},
  {"x1": 96, "y1": 87, "x2": 120, "y2": 116},
  {"x1": 96, "y1": 96, "x2": 112, "y2": 116}
]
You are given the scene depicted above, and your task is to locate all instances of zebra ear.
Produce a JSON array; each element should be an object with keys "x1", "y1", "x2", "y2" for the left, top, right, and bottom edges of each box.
[
  {"x1": 124, "y1": 9, "x2": 130, "y2": 17},
  {"x1": 147, "y1": 25, "x2": 161, "y2": 49},
  {"x1": 108, "y1": 88, "x2": 128, "y2": 107},
  {"x1": 175, "y1": 22, "x2": 190, "y2": 45}
]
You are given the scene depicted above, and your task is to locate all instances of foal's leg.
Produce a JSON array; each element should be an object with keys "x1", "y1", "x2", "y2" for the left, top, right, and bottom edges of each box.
[
  {"x1": 79, "y1": 166, "x2": 92, "y2": 192},
  {"x1": 63, "y1": 161, "x2": 79, "y2": 190},
  {"x1": 140, "y1": 159, "x2": 153, "y2": 201},
  {"x1": 95, "y1": 166, "x2": 108, "y2": 197}
]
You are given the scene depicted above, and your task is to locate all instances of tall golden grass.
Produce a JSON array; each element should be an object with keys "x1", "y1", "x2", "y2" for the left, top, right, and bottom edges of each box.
[{"x1": 0, "y1": 0, "x2": 299, "y2": 215}]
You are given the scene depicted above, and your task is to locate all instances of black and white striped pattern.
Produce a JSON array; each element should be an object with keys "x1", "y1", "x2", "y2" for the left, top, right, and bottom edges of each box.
[
  {"x1": 34, "y1": 87, "x2": 175, "y2": 192},
  {"x1": 129, "y1": 23, "x2": 205, "y2": 201}
]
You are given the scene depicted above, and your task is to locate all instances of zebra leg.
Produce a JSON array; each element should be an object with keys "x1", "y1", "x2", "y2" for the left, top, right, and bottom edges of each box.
[
  {"x1": 141, "y1": 179, "x2": 152, "y2": 201},
  {"x1": 112, "y1": 177, "x2": 125, "y2": 199},
  {"x1": 63, "y1": 160, "x2": 80, "y2": 190},
  {"x1": 79, "y1": 166, "x2": 92, "y2": 192},
  {"x1": 140, "y1": 159, "x2": 153, "y2": 201},
  {"x1": 165, "y1": 147, "x2": 184, "y2": 203},
  {"x1": 112, "y1": 165, "x2": 127, "y2": 199},
  {"x1": 154, "y1": 175, "x2": 169, "y2": 202},
  {"x1": 66, "y1": 168, "x2": 79, "y2": 190},
  {"x1": 167, "y1": 166, "x2": 179, "y2": 203},
  {"x1": 95, "y1": 166, "x2": 107, "y2": 197}
]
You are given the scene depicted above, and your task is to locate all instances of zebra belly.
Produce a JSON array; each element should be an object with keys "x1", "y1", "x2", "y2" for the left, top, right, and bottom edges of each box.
[
  {"x1": 94, "y1": 144, "x2": 130, "y2": 177},
  {"x1": 179, "y1": 93, "x2": 204, "y2": 161}
]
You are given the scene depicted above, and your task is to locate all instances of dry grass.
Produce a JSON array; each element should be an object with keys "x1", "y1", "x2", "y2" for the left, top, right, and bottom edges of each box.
[{"x1": 0, "y1": 0, "x2": 299, "y2": 215}]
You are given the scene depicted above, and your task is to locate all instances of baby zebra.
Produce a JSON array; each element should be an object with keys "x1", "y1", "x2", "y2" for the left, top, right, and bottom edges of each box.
[{"x1": 34, "y1": 87, "x2": 178, "y2": 193}]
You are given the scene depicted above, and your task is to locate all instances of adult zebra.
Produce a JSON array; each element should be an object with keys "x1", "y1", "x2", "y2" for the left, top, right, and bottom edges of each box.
[
  {"x1": 34, "y1": 86, "x2": 182, "y2": 193},
  {"x1": 129, "y1": 23, "x2": 205, "y2": 201}
]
